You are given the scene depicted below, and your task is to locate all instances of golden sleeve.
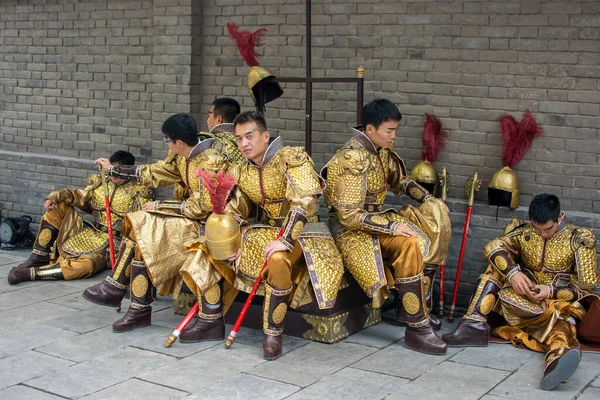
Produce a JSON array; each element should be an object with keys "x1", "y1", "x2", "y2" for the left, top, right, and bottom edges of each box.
[
  {"x1": 387, "y1": 150, "x2": 433, "y2": 203},
  {"x1": 109, "y1": 152, "x2": 183, "y2": 189},
  {"x1": 483, "y1": 223, "x2": 523, "y2": 281},
  {"x1": 46, "y1": 174, "x2": 100, "y2": 210}
]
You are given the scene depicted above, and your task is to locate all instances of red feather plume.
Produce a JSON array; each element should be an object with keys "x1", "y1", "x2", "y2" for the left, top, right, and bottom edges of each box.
[
  {"x1": 195, "y1": 169, "x2": 237, "y2": 215},
  {"x1": 421, "y1": 114, "x2": 447, "y2": 162},
  {"x1": 227, "y1": 22, "x2": 267, "y2": 67},
  {"x1": 499, "y1": 110, "x2": 543, "y2": 168}
]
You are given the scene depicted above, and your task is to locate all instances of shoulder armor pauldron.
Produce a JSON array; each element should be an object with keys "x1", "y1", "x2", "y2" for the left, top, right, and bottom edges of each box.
[
  {"x1": 336, "y1": 148, "x2": 370, "y2": 176},
  {"x1": 388, "y1": 148, "x2": 407, "y2": 176},
  {"x1": 571, "y1": 227, "x2": 596, "y2": 250},
  {"x1": 278, "y1": 146, "x2": 310, "y2": 171},
  {"x1": 165, "y1": 150, "x2": 178, "y2": 163},
  {"x1": 86, "y1": 174, "x2": 103, "y2": 190},
  {"x1": 504, "y1": 218, "x2": 527, "y2": 236},
  {"x1": 128, "y1": 183, "x2": 153, "y2": 199}
]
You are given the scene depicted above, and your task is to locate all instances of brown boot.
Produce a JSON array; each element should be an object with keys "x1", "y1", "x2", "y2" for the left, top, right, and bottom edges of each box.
[
  {"x1": 441, "y1": 275, "x2": 501, "y2": 347},
  {"x1": 112, "y1": 260, "x2": 154, "y2": 333},
  {"x1": 8, "y1": 263, "x2": 64, "y2": 284},
  {"x1": 423, "y1": 265, "x2": 441, "y2": 331},
  {"x1": 83, "y1": 238, "x2": 135, "y2": 308},
  {"x1": 180, "y1": 280, "x2": 225, "y2": 343},
  {"x1": 395, "y1": 274, "x2": 447, "y2": 355},
  {"x1": 263, "y1": 284, "x2": 292, "y2": 361},
  {"x1": 541, "y1": 347, "x2": 581, "y2": 391},
  {"x1": 16, "y1": 219, "x2": 59, "y2": 269}
]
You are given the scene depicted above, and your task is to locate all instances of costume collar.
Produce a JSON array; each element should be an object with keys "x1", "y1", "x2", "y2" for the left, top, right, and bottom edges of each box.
[
  {"x1": 253, "y1": 136, "x2": 282, "y2": 167},
  {"x1": 351, "y1": 126, "x2": 378, "y2": 154},
  {"x1": 210, "y1": 123, "x2": 235, "y2": 134},
  {"x1": 188, "y1": 139, "x2": 214, "y2": 159}
]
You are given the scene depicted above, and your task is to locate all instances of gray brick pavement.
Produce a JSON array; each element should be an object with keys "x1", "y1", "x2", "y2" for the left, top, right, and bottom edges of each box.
[{"x1": 0, "y1": 249, "x2": 599, "y2": 400}]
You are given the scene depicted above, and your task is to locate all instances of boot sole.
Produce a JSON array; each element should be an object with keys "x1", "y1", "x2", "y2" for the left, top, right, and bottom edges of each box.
[
  {"x1": 403, "y1": 342, "x2": 447, "y2": 356},
  {"x1": 112, "y1": 322, "x2": 151, "y2": 333},
  {"x1": 540, "y1": 349, "x2": 581, "y2": 391},
  {"x1": 263, "y1": 353, "x2": 282, "y2": 361},
  {"x1": 82, "y1": 292, "x2": 123, "y2": 308},
  {"x1": 446, "y1": 343, "x2": 489, "y2": 348},
  {"x1": 179, "y1": 336, "x2": 225, "y2": 344}
]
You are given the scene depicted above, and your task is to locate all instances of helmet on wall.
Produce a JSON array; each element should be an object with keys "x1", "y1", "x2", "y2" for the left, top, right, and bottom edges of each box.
[{"x1": 409, "y1": 114, "x2": 447, "y2": 196}]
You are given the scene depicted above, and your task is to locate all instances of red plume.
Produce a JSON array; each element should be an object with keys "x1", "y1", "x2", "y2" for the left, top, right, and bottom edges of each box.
[
  {"x1": 195, "y1": 169, "x2": 237, "y2": 215},
  {"x1": 227, "y1": 22, "x2": 267, "y2": 67},
  {"x1": 421, "y1": 114, "x2": 447, "y2": 162},
  {"x1": 499, "y1": 110, "x2": 543, "y2": 168}
]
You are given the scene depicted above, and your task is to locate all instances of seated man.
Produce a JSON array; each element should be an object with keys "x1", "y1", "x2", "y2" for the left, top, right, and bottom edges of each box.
[
  {"x1": 8, "y1": 151, "x2": 153, "y2": 284},
  {"x1": 182, "y1": 111, "x2": 343, "y2": 360},
  {"x1": 82, "y1": 111, "x2": 242, "y2": 333},
  {"x1": 322, "y1": 99, "x2": 451, "y2": 355},
  {"x1": 443, "y1": 193, "x2": 600, "y2": 391}
]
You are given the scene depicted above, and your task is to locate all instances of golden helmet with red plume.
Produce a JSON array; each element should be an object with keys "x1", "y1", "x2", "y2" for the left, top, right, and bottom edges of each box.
[
  {"x1": 227, "y1": 22, "x2": 283, "y2": 105},
  {"x1": 196, "y1": 169, "x2": 241, "y2": 260},
  {"x1": 410, "y1": 114, "x2": 447, "y2": 195},
  {"x1": 488, "y1": 110, "x2": 543, "y2": 209}
]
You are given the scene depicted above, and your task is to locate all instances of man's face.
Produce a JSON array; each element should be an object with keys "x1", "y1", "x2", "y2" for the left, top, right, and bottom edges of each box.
[
  {"x1": 206, "y1": 106, "x2": 221, "y2": 131},
  {"x1": 531, "y1": 218, "x2": 559, "y2": 239},
  {"x1": 110, "y1": 162, "x2": 125, "y2": 185},
  {"x1": 235, "y1": 121, "x2": 270, "y2": 164},
  {"x1": 364, "y1": 120, "x2": 398, "y2": 149}
]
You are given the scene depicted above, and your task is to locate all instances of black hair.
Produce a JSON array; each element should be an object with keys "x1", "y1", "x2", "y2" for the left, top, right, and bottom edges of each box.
[
  {"x1": 212, "y1": 98, "x2": 241, "y2": 123},
  {"x1": 233, "y1": 111, "x2": 267, "y2": 132},
  {"x1": 109, "y1": 150, "x2": 135, "y2": 166},
  {"x1": 161, "y1": 113, "x2": 199, "y2": 147},
  {"x1": 529, "y1": 193, "x2": 561, "y2": 224},
  {"x1": 362, "y1": 98, "x2": 402, "y2": 129}
]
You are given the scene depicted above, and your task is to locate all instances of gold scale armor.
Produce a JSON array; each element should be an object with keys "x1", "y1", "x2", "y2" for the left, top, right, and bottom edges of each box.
[
  {"x1": 322, "y1": 128, "x2": 451, "y2": 307},
  {"x1": 228, "y1": 137, "x2": 344, "y2": 310},
  {"x1": 479, "y1": 218, "x2": 599, "y2": 322},
  {"x1": 47, "y1": 175, "x2": 153, "y2": 257}
]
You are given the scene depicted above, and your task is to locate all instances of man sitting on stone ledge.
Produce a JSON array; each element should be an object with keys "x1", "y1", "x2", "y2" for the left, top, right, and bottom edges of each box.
[
  {"x1": 8, "y1": 151, "x2": 153, "y2": 284},
  {"x1": 321, "y1": 98, "x2": 451, "y2": 355},
  {"x1": 442, "y1": 193, "x2": 600, "y2": 391}
]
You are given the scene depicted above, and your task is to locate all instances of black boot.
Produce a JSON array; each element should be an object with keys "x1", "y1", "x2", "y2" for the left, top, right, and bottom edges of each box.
[
  {"x1": 441, "y1": 275, "x2": 501, "y2": 347},
  {"x1": 112, "y1": 260, "x2": 154, "y2": 333},
  {"x1": 8, "y1": 263, "x2": 64, "y2": 284},
  {"x1": 423, "y1": 264, "x2": 442, "y2": 331},
  {"x1": 395, "y1": 274, "x2": 447, "y2": 355},
  {"x1": 179, "y1": 280, "x2": 225, "y2": 343},
  {"x1": 16, "y1": 219, "x2": 59, "y2": 269},
  {"x1": 83, "y1": 238, "x2": 136, "y2": 308},
  {"x1": 263, "y1": 284, "x2": 292, "y2": 361}
]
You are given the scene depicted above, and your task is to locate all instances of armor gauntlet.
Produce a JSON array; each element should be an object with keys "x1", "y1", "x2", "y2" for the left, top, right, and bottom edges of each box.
[
  {"x1": 109, "y1": 165, "x2": 141, "y2": 181},
  {"x1": 548, "y1": 273, "x2": 581, "y2": 301},
  {"x1": 279, "y1": 207, "x2": 309, "y2": 251},
  {"x1": 400, "y1": 179, "x2": 434, "y2": 203},
  {"x1": 571, "y1": 228, "x2": 600, "y2": 290},
  {"x1": 485, "y1": 243, "x2": 521, "y2": 281},
  {"x1": 154, "y1": 200, "x2": 184, "y2": 215},
  {"x1": 359, "y1": 213, "x2": 400, "y2": 236}
]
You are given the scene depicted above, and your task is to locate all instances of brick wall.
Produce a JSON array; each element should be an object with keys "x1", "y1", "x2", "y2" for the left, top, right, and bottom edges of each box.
[{"x1": 1, "y1": 0, "x2": 599, "y2": 310}]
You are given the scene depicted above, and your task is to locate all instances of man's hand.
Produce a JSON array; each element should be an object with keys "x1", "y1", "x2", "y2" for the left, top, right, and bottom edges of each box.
[
  {"x1": 94, "y1": 158, "x2": 111, "y2": 172},
  {"x1": 530, "y1": 284, "x2": 550, "y2": 301},
  {"x1": 228, "y1": 248, "x2": 242, "y2": 262},
  {"x1": 509, "y1": 271, "x2": 535, "y2": 296},
  {"x1": 142, "y1": 202, "x2": 156, "y2": 211},
  {"x1": 44, "y1": 199, "x2": 55, "y2": 211},
  {"x1": 393, "y1": 223, "x2": 417, "y2": 237},
  {"x1": 264, "y1": 240, "x2": 289, "y2": 260}
]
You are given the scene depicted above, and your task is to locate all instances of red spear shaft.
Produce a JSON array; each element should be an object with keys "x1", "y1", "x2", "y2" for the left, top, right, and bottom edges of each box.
[
  {"x1": 225, "y1": 226, "x2": 285, "y2": 349},
  {"x1": 100, "y1": 168, "x2": 116, "y2": 270},
  {"x1": 448, "y1": 172, "x2": 481, "y2": 323},
  {"x1": 438, "y1": 167, "x2": 448, "y2": 317}
]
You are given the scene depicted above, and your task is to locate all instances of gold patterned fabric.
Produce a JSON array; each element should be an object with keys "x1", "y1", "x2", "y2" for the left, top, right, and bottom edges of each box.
[
  {"x1": 322, "y1": 128, "x2": 451, "y2": 306},
  {"x1": 227, "y1": 138, "x2": 343, "y2": 310}
]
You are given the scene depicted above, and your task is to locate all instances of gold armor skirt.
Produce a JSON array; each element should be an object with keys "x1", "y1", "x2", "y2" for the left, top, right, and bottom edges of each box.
[
  {"x1": 235, "y1": 222, "x2": 344, "y2": 310},
  {"x1": 126, "y1": 210, "x2": 200, "y2": 286}
]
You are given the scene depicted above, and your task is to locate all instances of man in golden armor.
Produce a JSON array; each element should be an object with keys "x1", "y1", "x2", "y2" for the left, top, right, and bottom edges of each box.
[
  {"x1": 188, "y1": 110, "x2": 343, "y2": 360},
  {"x1": 83, "y1": 111, "x2": 243, "y2": 333},
  {"x1": 443, "y1": 194, "x2": 600, "y2": 391},
  {"x1": 8, "y1": 151, "x2": 153, "y2": 284},
  {"x1": 322, "y1": 99, "x2": 451, "y2": 355}
]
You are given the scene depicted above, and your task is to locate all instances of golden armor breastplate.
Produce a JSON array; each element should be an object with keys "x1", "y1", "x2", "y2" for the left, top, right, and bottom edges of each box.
[
  {"x1": 238, "y1": 155, "x2": 287, "y2": 219},
  {"x1": 518, "y1": 227, "x2": 574, "y2": 280},
  {"x1": 91, "y1": 183, "x2": 137, "y2": 226},
  {"x1": 365, "y1": 149, "x2": 389, "y2": 207}
]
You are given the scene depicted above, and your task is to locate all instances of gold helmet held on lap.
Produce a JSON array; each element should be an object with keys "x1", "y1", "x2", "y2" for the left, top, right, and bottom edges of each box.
[{"x1": 205, "y1": 213, "x2": 241, "y2": 260}]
